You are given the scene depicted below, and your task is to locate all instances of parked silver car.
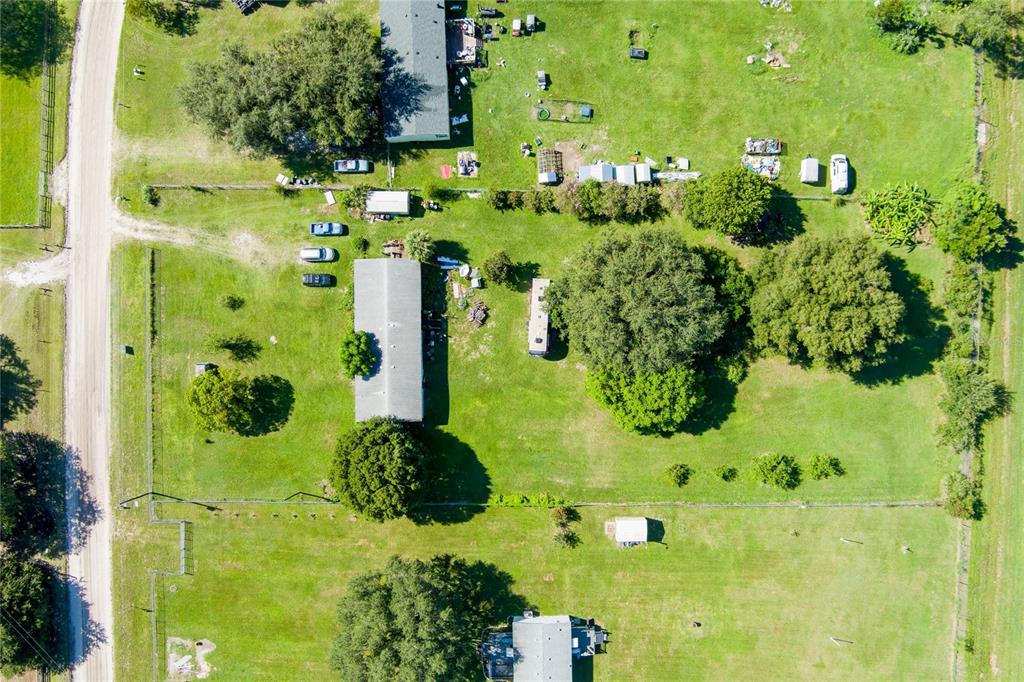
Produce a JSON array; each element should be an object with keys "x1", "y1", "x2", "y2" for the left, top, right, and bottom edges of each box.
[{"x1": 299, "y1": 246, "x2": 337, "y2": 262}]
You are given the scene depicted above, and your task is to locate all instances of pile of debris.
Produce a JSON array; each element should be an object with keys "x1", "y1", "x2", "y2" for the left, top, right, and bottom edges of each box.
[
  {"x1": 467, "y1": 300, "x2": 488, "y2": 328},
  {"x1": 742, "y1": 137, "x2": 782, "y2": 180},
  {"x1": 457, "y1": 151, "x2": 479, "y2": 177},
  {"x1": 382, "y1": 239, "x2": 404, "y2": 258},
  {"x1": 759, "y1": 0, "x2": 793, "y2": 11}
]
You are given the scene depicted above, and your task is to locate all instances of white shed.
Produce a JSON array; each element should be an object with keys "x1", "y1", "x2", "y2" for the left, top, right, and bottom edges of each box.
[
  {"x1": 538, "y1": 171, "x2": 558, "y2": 185},
  {"x1": 615, "y1": 164, "x2": 636, "y2": 186},
  {"x1": 800, "y1": 157, "x2": 819, "y2": 184},
  {"x1": 614, "y1": 517, "x2": 648, "y2": 545},
  {"x1": 635, "y1": 163, "x2": 653, "y2": 184},
  {"x1": 365, "y1": 190, "x2": 410, "y2": 215}
]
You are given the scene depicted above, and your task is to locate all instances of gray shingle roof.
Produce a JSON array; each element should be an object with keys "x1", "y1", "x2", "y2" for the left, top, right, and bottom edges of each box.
[
  {"x1": 353, "y1": 259, "x2": 424, "y2": 422},
  {"x1": 380, "y1": 0, "x2": 451, "y2": 142}
]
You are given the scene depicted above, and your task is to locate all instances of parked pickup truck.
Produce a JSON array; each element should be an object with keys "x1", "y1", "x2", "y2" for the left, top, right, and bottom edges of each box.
[
  {"x1": 310, "y1": 222, "x2": 346, "y2": 236},
  {"x1": 333, "y1": 159, "x2": 371, "y2": 173},
  {"x1": 301, "y1": 273, "x2": 336, "y2": 287}
]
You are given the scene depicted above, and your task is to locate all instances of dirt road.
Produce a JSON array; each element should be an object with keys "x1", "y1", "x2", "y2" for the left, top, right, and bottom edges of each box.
[{"x1": 64, "y1": 1, "x2": 124, "y2": 679}]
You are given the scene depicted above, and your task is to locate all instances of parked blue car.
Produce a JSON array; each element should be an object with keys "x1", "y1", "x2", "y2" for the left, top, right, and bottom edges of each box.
[{"x1": 310, "y1": 222, "x2": 347, "y2": 236}]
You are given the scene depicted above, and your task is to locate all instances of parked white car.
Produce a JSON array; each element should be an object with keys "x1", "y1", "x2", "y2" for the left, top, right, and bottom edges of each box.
[
  {"x1": 830, "y1": 154, "x2": 849, "y2": 194},
  {"x1": 299, "y1": 246, "x2": 337, "y2": 262}
]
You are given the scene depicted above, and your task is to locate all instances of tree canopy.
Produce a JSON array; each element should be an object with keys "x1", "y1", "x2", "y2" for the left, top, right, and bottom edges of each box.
[
  {"x1": 329, "y1": 418, "x2": 427, "y2": 521},
  {"x1": 1, "y1": 334, "x2": 41, "y2": 428},
  {"x1": 0, "y1": 551, "x2": 58, "y2": 674},
  {"x1": 750, "y1": 235, "x2": 906, "y2": 373},
  {"x1": 954, "y1": 0, "x2": 1019, "y2": 72},
  {"x1": 684, "y1": 167, "x2": 773, "y2": 239},
  {"x1": 869, "y1": 0, "x2": 934, "y2": 53},
  {"x1": 332, "y1": 554, "x2": 522, "y2": 682},
  {"x1": 937, "y1": 358, "x2": 1007, "y2": 452},
  {"x1": 585, "y1": 365, "x2": 705, "y2": 435},
  {"x1": 185, "y1": 368, "x2": 293, "y2": 436},
  {"x1": 545, "y1": 230, "x2": 729, "y2": 374},
  {"x1": 179, "y1": 13, "x2": 381, "y2": 157},
  {"x1": 403, "y1": 229, "x2": 434, "y2": 263},
  {"x1": 340, "y1": 331, "x2": 375, "y2": 379},
  {"x1": 934, "y1": 182, "x2": 1008, "y2": 262},
  {"x1": 481, "y1": 250, "x2": 515, "y2": 286}
]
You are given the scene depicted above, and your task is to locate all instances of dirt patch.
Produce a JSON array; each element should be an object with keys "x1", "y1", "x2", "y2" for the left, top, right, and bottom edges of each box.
[
  {"x1": 3, "y1": 251, "x2": 69, "y2": 287},
  {"x1": 167, "y1": 637, "x2": 216, "y2": 679},
  {"x1": 49, "y1": 156, "x2": 69, "y2": 207},
  {"x1": 555, "y1": 140, "x2": 583, "y2": 173}
]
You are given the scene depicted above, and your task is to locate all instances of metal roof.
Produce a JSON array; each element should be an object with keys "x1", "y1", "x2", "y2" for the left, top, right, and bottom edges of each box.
[
  {"x1": 353, "y1": 259, "x2": 424, "y2": 422},
  {"x1": 614, "y1": 517, "x2": 648, "y2": 543},
  {"x1": 512, "y1": 616, "x2": 573, "y2": 681},
  {"x1": 365, "y1": 190, "x2": 410, "y2": 215},
  {"x1": 528, "y1": 278, "x2": 551, "y2": 356},
  {"x1": 380, "y1": 0, "x2": 451, "y2": 142}
]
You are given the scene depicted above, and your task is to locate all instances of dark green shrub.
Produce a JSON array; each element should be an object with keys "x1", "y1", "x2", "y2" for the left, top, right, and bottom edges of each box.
[
  {"x1": 665, "y1": 463, "x2": 692, "y2": 487},
  {"x1": 942, "y1": 471, "x2": 983, "y2": 520},
  {"x1": 750, "y1": 453, "x2": 801, "y2": 490},
  {"x1": 807, "y1": 455, "x2": 844, "y2": 480}
]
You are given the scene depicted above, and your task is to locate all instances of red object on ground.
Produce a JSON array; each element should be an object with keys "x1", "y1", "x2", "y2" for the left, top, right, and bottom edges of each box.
[{"x1": 441, "y1": 165, "x2": 453, "y2": 179}]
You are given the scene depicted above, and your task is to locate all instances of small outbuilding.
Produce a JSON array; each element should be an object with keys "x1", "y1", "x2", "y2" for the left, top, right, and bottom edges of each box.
[
  {"x1": 800, "y1": 157, "x2": 819, "y2": 184},
  {"x1": 612, "y1": 517, "x2": 648, "y2": 547},
  {"x1": 194, "y1": 362, "x2": 217, "y2": 376},
  {"x1": 577, "y1": 162, "x2": 614, "y2": 183},
  {"x1": 538, "y1": 171, "x2": 558, "y2": 185},
  {"x1": 635, "y1": 163, "x2": 653, "y2": 184},
  {"x1": 615, "y1": 164, "x2": 636, "y2": 186},
  {"x1": 365, "y1": 190, "x2": 410, "y2": 216}
]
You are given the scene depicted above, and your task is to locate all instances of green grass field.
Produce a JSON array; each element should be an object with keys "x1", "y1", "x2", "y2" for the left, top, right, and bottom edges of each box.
[
  {"x1": 104, "y1": 1, "x2": 992, "y2": 679},
  {"x1": 112, "y1": 502, "x2": 955, "y2": 681},
  {"x1": 111, "y1": 190, "x2": 954, "y2": 503},
  {"x1": 0, "y1": 70, "x2": 42, "y2": 224}
]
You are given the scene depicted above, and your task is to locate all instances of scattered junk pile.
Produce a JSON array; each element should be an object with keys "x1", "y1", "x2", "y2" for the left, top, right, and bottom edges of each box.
[
  {"x1": 742, "y1": 137, "x2": 782, "y2": 179},
  {"x1": 746, "y1": 40, "x2": 792, "y2": 69},
  {"x1": 437, "y1": 256, "x2": 488, "y2": 328},
  {"x1": 759, "y1": 0, "x2": 794, "y2": 11},
  {"x1": 382, "y1": 239, "x2": 404, "y2": 258},
  {"x1": 457, "y1": 151, "x2": 480, "y2": 177}
]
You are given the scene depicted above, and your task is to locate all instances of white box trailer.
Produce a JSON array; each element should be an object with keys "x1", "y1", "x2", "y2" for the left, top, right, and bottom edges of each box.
[
  {"x1": 830, "y1": 154, "x2": 849, "y2": 194},
  {"x1": 800, "y1": 157, "x2": 819, "y2": 184},
  {"x1": 528, "y1": 278, "x2": 551, "y2": 356}
]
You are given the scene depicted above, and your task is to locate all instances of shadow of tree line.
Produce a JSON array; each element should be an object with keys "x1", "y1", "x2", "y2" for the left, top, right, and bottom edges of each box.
[
  {"x1": 0, "y1": 0, "x2": 73, "y2": 80},
  {"x1": 1, "y1": 431, "x2": 105, "y2": 674}
]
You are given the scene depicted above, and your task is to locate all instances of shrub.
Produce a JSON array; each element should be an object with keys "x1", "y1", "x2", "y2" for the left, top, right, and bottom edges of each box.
[
  {"x1": 750, "y1": 453, "x2": 801, "y2": 490},
  {"x1": 488, "y1": 492, "x2": 567, "y2": 508},
  {"x1": 684, "y1": 167, "x2": 773, "y2": 239},
  {"x1": 807, "y1": 455, "x2": 845, "y2": 480},
  {"x1": 870, "y1": 0, "x2": 933, "y2": 53},
  {"x1": 423, "y1": 182, "x2": 456, "y2": 202},
  {"x1": 934, "y1": 182, "x2": 1008, "y2": 262},
  {"x1": 352, "y1": 235, "x2": 369, "y2": 255},
  {"x1": 488, "y1": 190, "x2": 523, "y2": 211},
  {"x1": 340, "y1": 330, "x2": 375, "y2": 378},
  {"x1": 143, "y1": 184, "x2": 160, "y2": 206},
  {"x1": 551, "y1": 505, "x2": 580, "y2": 526},
  {"x1": 329, "y1": 417, "x2": 426, "y2": 520},
  {"x1": 937, "y1": 359, "x2": 1008, "y2": 451},
  {"x1": 942, "y1": 471, "x2": 983, "y2": 520},
  {"x1": 220, "y1": 294, "x2": 245, "y2": 311},
  {"x1": 522, "y1": 188, "x2": 556, "y2": 214},
  {"x1": 586, "y1": 365, "x2": 705, "y2": 435},
  {"x1": 343, "y1": 184, "x2": 371, "y2": 209},
  {"x1": 863, "y1": 182, "x2": 933, "y2": 247},
  {"x1": 660, "y1": 183, "x2": 686, "y2": 215},
  {"x1": 481, "y1": 250, "x2": 515, "y2": 286},
  {"x1": 186, "y1": 368, "x2": 254, "y2": 433},
  {"x1": 713, "y1": 465, "x2": 738, "y2": 482},
  {"x1": 665, "y1": 463, "x2": 692, "y2": 487},
  {"x1": 403, "y1": 229, "x2": 434, "y2": 262},
  {"x1": 553, "y1": 526, "x2": 581, "y2": 548}
]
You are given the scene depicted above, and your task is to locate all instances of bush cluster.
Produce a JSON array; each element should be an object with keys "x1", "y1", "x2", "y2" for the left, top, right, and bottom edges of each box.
[
  {"x1": 943, "y1": 471, "x2": 983, "y2": 520},
  {"x1": 750, "y1": 453, "x2": 801, "y2": 490},
  {"x1": 551, "y1": 505, "x2": 581, "y2": 548},
  {"x1": 937, "y1": 358, "x2": 1007, "y2": 452}
]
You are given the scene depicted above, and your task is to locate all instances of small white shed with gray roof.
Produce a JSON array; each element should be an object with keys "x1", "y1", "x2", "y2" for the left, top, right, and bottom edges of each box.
[{"x1": 353, "y1": 258, "x2": 423, "y2": 422}]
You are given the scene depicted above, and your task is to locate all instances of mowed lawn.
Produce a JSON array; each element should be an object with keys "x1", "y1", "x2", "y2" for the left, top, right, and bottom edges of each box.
[
  {"x1": 112, "y1": 503, "x2": 956, "y2": 681},
  {"x1": 112, "y1": 189, "x2": 953, "y2": 503},
  {"x1": 113, "y1": 1, "x2": 974, "y2": 197},
  {"x1": 0, "y1": 71, "x2": 41, "y2": 225}
]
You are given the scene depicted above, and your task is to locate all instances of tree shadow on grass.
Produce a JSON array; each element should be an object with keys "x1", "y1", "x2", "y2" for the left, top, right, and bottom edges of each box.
[
  {"x1": 0, "y1": 0, "x2": 72, "y2": 80},
  {"x1": 462, "y1": 560, "x2": 529, "y2": 626},
  {"x1": 1, "y1": 333, "x2": 42, "y2": 428},
  {"x1": 732, "y1": 189, "x2": 806, "y2": 247},
  {"x1": 512, "y1": 261, "x2": 541, "y2": 294},
  {"x1": 679, "y1": 365, "x2": 739, "y2": 435},
  {"x1": 851, "y1": 253, "x2": 948, "y2": 386},
  {"x1": 0, "y1": 432, "x2": 101, "y2": 557},
  {"x1": 238, "y1": 375, "x2": 294, "y2": 436},
  {"x1": 409, "y1": 428, "x2": 491, "y2": 525}
]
